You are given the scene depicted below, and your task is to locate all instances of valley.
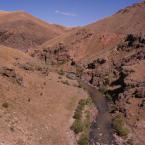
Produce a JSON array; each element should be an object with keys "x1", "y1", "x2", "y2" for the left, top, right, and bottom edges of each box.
[{"x1": 0, "y1": 1, "x2": 145, "y2": 145}]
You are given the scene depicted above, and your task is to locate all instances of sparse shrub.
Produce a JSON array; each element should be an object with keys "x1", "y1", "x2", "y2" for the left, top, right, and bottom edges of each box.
[
  {"x1": 78, "y1": 134, "x2": 89, "y2": 145},
  {"x1": 125, "y1": 34, "x2": 137, "y2": 47},
  {"x1": 58, "y1": 60, "x2": 68, "y2": 65},
  {"x1": 77, "y1": 84, "x2": 82, "y2": 88},
  {"x1": 62, "y1": 80, "x2": 70, "y2": 85},
  {"x1": 10, "y1": 126, "x2": 15, "y2": 132},
  {"x1": 112, "y1": 115, "x2": 129, "y2": 137},
  {"x1": 76, "y1": 66, "x2": 84, "y2": 78},
  {"x1": 117, "y1": 127, "x2": 129, "y2": 137},
  {"x1": 109, "y1": 105, "x2": 118, "y2": 113},
  {"x1": 71, "y1": 98, "x2": 92, "y2": 145},
  {"x1": 58, "y1": 69, "x2": 64, "y2": 75},
  {"x1": 71, "y1": 119, "x2": 84, "y2": 134},
  {"x1": 73, "y1": 99, "x2": 87, "y2": 119},
  {"x1": 28, "y1": 98, "x2": 31, "y2": 102},
  {"x1": 79, "y1": 99, "x2": 87, "y2": 106},
  {"x1": 71, "y1": 61, "x2": 76, "y2": 66},
  {"x1": 126, "y1": 138, "x2": 134, "y2": 145},
  {"x1": 2, "y1": 102, "x2": 9, "y2": 108},
  {"x1": 99, "y1": 85, "x2": 107, "y2": 93},
  {"x1": 105, "y1": 93, "x2": 113, "y2": 101},
  {"x1": 73, "y1": 108, "x2": 82, "y2": 120},
  {"x1": 125, "y1": 34, "x2": 136, "y2": 42},
  {"x1": 58, "y1": 76, "x2": 62, "y2": 79}
]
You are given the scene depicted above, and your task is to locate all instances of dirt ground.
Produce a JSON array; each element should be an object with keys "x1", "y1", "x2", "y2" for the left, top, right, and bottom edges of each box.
[{"x1": 0, "y1": 46, "x2": 88, "y2": 145}]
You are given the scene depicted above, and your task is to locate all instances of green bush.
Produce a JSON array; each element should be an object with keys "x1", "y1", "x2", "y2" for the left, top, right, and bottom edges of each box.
[
  {"x1": 73, "y1": 100, "x2": 84, "y2": 119},
  {"x1": 112, "y1": 115, "x2": 129, "y2": 137},
  {"x1": 79, "y1": 99, "x2": 87, "y2": 106},
  {"x1": 73, "y1": 107, "x2": 82, "y2": 119},
  {"x1": 71, "y1": 119, "x2": 84, "y2": 134},
  {"x1": 73, "y1": 98, "x2": 92, "y2": 119},
  {"x1": 78, "y1": 134, "x2": 89, "y2": 145},
  {"x1": 117, "y1": 127, "x2": 129, "y2": 137}
]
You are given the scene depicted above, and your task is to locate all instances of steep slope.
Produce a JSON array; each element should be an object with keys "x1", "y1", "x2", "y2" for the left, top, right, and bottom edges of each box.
[
  {"x1": 29, "y1": 2, "x2": 145, "y2": 144},
  {"x1": 0, "y1": 11, "x2": 67, "y2": 51},
  {"x1": 32, "y1": 1, "x2": 145, "y2": 61},
  {"x1": 86, "y1": 1, "x2": 145, "y2": 34},
  {"x1": 81, "y1": 34, "x2": 145, "y2": 145}
]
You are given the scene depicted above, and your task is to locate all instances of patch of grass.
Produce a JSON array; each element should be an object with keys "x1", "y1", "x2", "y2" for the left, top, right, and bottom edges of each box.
[
  {"x1": 71, "y1": 98, "x2": 92, "y2": 144},
  {"x1": 78, "y1": 133, "x2": 89, "y2": 145},
  {"x1": 73, "y1": 99, "x2": 91, "y2": 120},
  {"x1": 112, "y1": 115, "x2": 129, "y2": 137},
  {"x1": 71, "y1": 119, "x2": 84, "y2": 134},
  {"x1": 84, "y1": 111, "x2": 91, "y2": 129},
  {"x1": 19, "y1": 60, "x2": 48, "y2": 73}
]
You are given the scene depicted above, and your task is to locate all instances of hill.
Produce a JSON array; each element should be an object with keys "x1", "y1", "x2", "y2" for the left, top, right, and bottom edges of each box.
[
  {"x1": 29, "y1": 2, "x2": 145, "y2": 144},
  {"x1": 32, "y1": 1, "x2": 145, "y2": 61},
  {"x1": 0, "y1": 11, "x2": 67, "y2": 51},
  {"x1": 0, "y1": 45, "x2": 88, "y2": 145},
  {"x1": 0, "y1": 1, "x2": 145, "y2": 145}
]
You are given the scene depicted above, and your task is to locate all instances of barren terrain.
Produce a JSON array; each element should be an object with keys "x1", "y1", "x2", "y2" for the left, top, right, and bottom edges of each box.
[{"x1": 0, "y1": 1, "x2": 145, "y2": 145}]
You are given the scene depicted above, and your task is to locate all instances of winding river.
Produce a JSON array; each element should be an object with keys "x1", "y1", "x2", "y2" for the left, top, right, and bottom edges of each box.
[{"x1": 79, "y1": 80, "x2": 115, "y2": 145}]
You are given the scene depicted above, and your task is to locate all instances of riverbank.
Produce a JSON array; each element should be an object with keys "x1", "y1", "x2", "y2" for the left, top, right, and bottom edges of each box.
[{"x1": 79, "y1": 80, "x2": 115, "y2": 145}]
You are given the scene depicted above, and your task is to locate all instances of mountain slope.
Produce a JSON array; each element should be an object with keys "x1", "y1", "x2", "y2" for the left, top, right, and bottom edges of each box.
[
  {"x1": 33, "y1": 1, "x2": 145, "y2": 61},
  {"x1": 0, "y1": 11, "x2": 67, "y2": 51},
  {"x1": 0, "y1": 45, "x2": 88, "y2": 145},
  {"x1": 86, "y1": 1, "x2": 145, "y2": 34},
  {"x1": 29, "y1": 3, "x2": 145, "y2": 144}
]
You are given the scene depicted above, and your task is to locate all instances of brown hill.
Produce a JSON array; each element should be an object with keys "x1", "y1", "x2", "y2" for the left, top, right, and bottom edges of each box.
[
  {"x1": 0, "y1": 1, "x2": 145, "y2": 145},
  {"x1": 29, "y1": 2, "x2": 145, "y2": 144},
  {"x1": 0, "y1": 11, "x2": 67, "y2": 51},
  {"x1": 0, "y1": 45, "x2": 88, "y2": 145},
  {"x1": 32, "y1": 1, "x2": 145, "y2": 61},
  {"x1": 86, "y1": 1, "x2": 145, "y2": 34}
]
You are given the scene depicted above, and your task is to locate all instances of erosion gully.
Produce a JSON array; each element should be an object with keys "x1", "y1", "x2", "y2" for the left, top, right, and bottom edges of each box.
[{"x1": 79, "y1": 80, "x2": 116, "y2": 145}]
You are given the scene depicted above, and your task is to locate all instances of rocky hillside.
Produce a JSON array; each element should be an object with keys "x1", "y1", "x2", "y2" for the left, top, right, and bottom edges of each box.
[
  {"x1": 29, "y1": 1, "x2": 145, "y2": 145},
  {"x1": 0, "y1": 11, "x2": 68, "y2": 51},
  {"x1": 80, "y1": 34, "x2": 145, "y2": 144},
  {"x1": 86, "y1": 1, "x2": 145, "y2": 34},
  {"x1": 0, "y1": 1, "x2": 145, "y2": 145},
  {"x1": 32, "y1": 1, "x2": 145, "y2": 61},
  {"x1": 0, "y1": 45, "x2": 88, "y2": 145}
]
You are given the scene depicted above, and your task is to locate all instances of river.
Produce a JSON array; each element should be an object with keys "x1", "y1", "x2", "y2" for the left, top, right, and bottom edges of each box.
[{"x1": 79, "y1": 80, "x2": 115, "y2": 145}]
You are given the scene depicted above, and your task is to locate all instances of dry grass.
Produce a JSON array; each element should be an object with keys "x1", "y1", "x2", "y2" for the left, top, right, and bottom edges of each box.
[{"x1": 0, "y1": 46, "x2": 88, "y2": 145}]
